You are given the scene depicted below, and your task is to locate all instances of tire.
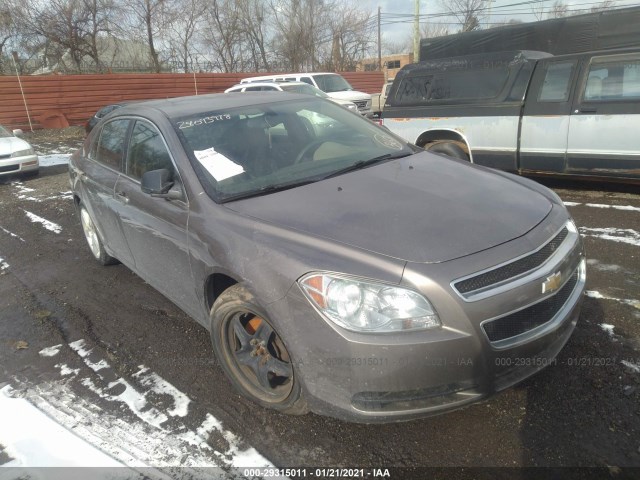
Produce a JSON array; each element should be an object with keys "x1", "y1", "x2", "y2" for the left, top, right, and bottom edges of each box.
[
  {"x1": 79, "y1": 204, "x2": 119, "y2": 266},
  {"x1": 210, "y1": 284, "x2": 308, "y2": 415},
  {"x1": 426, "y1": 141, "x2": 470, "y2": 161}
]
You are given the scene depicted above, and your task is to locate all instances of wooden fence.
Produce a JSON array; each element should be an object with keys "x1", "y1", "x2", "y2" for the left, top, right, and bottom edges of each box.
[{"x1": 0, "y1": 71, "x2": 385, "y2": 130}]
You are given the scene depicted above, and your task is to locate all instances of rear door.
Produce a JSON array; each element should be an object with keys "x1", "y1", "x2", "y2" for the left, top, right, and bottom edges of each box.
[
  {"x1": 79, "y1": 119, "x2": 135, "y2": 265},
  {"x1": 520, "y1": 57, "x2": 580, "y2": 173},
  {"x1": 567, "y1": 52, "x2": 640, "y2": 178},
  {"x1": 113, "y1": 119, "x2": 200, "y2": 318}
]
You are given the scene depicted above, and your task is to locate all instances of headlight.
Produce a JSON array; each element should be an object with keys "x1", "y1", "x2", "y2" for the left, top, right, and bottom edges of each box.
[
  {"x1": 11, "y1": 148, "x2": 34, "y2": 158},
  {"x1": 346, "y1": 104, "x2": 358, "y2": 111},
  {"x1": 299, "y1": 273, "x2": 440, "y2": 333},
  {"x1": 566, "y1": 218, "x2": 578, "y2": 234}
]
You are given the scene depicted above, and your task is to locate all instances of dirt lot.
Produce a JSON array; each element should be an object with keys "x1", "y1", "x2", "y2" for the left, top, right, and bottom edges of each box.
[{"x1": 0, "y1": 131, "x2": 639, "y2": 479}]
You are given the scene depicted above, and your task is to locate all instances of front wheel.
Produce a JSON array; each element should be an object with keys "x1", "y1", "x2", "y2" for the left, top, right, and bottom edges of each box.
[{"x1": 210, "y1": 284, "x2": 307, "y2": 415}]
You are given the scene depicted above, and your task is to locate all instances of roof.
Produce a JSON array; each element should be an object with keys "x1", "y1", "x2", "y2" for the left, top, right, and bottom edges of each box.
[{"x1": 116, "y1": 92, "x2": 316, "y2": 119}]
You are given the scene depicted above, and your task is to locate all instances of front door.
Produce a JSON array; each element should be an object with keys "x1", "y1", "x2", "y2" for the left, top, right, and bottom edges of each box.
[{"x1": 113, "y1": 119, "x2": 200, "y2": 319}]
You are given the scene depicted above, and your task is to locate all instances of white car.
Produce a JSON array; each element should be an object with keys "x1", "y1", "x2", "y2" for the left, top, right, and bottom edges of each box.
[
  {"x1": 0, "y1": 126, "x2": 39, "y2": 177},
  {"x1": 225, "y1": 81, "x2": 359, "y2": 114},
  {"x1": 239, "y1": 73, "x2": 373, "y2": 117}
]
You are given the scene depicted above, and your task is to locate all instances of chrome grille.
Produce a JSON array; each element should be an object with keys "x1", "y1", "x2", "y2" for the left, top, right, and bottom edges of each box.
[
  {"x1": 455, "y1": 227, "x2": 568, "y2": 295},
  {"x1": 482, "y1": 269, "x2": 579, "y2": 343},
  {"x1": 353, "y1": 100, "x2": 368, "y2": 109}
]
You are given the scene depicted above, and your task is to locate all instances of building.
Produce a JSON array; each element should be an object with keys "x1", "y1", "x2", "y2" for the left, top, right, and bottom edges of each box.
[{"x1": 357, "y1": 53, "x2": 413, "y2": 80}]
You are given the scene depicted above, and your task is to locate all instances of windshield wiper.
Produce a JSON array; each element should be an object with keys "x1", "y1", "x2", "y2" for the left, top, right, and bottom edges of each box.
[
  {"x1": 221, "y1": 179, "x2": 317, "y2": 203},
  {"x1": 321, "y1": 153, "x2": 413, "y2": 180}
]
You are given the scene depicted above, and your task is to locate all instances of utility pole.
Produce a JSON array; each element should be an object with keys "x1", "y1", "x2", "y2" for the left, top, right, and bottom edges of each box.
[
  {"x1": 413, "y1": 0, "x2": 420, "y2": 63},
  {"x1": 378, "y1": 6, "x2": 382, "y2": 70}
]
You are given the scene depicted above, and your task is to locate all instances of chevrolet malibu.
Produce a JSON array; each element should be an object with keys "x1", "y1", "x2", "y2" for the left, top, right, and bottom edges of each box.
[{"x1": 69, "y1": 92, "x2": 585, "y2": 422}]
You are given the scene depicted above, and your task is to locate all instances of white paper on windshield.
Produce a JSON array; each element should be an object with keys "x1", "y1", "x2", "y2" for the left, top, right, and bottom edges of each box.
[{"x1": 194, "y1": 147, "x2": 244, "y2": 181}]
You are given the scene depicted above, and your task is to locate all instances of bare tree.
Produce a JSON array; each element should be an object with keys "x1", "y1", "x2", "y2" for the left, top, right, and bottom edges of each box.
[
  {"x1": 325, "y1": 3, "x2": 374, "y2": 71},
  {"x1": 200, "y1": 0, "x2": 243, "y2": 72},
  {"x1": 547, "y1": 1, "x2": 569, "y2": 19},
  {"x1": 165, "y1": 0, "x2": 206, "y2": 72},
  {"x1": 126, "y1": 0, "x2": 176, "y2": 72},
  {"x1": 440, "y1": 0, "x2": 488, "y2": 32},
  {"x1": 590, "y1": 1, "x2": 616, "y2": 12},
  {"x1": 0, "y1": 3, "x2": 16, "y2": 73},
  {"x1": 237, "y1": 0, "x2": 271, "y2": 71}
]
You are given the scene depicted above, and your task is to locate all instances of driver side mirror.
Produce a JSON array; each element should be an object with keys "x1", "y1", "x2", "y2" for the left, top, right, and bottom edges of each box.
[
  {"x1": 12, "y1": 129, "x2": 24, "y2": 137},
  {"x1": 141, "y1": 169, "x2": 183, "y2": 200}
]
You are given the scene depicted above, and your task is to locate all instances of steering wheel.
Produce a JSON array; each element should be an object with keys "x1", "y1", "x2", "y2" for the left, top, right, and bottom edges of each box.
[{"x1": 294, "y1": 139, "x2": 329, "y2": 164}]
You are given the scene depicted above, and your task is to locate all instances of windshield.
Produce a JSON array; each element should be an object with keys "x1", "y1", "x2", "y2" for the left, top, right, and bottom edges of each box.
[
  {"x1": 280, "y1": 83, "x2": 329, "y2": 98},
  {"x1": 173, "y1": 98, "x2": 415, "y2": 203},
  {"x1": 313, "y1": 74, "x2": 353, "y2": 93},
  {"x1": 0, "y1": 126, "x2": 11, "y2": 138}
]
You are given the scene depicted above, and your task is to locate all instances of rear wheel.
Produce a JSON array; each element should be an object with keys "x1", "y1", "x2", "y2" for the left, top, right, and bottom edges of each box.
[
  {"x1": 79, "y1": 205, "x2": 118, "y2": 266},
  {"x1": 210, "y1": 284, "x2": 307, "y2": 415},
  {"x1": 426, "y1": 141, "x2": 470, "y2": 161}
]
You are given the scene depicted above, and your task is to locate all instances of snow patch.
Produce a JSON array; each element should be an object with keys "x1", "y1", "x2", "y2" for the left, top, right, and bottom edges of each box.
[
  {"x1": 563, "y1": 201, "x2": 581, "y2": 207},
  {"x1": 39, "y1": 344, "x2": 62, "y2": 357},
  {"x1": 23, "y1": 210, "x2": 62, "y2": 234},
  {"x1": 132, "y1": 366, "x2": 191, "y2": 417},
  {"x1": 0, "y1": 385, "x2": 127, "y2": 468},
  {"x1": 586, "y1": 259, "x2": 624, "y2": 272},
  {"x1": 584, "y1": 203, "x2": 640, "y2": 213},
  {"x1": 0, "y1": 257, "x2": 9, "y2": 271},
  {"x1": 0, "y1": 225, "x2": 26, "y2": 242},
  {"x1": 585, "y1": 290, "x2": 640, "y2": 310},
  {"x1": 69, "y1": 340, "x2": 169, "y2": 429},
  {"x1": 31, "y1": 340, "x2": 279, "y2": 472},
  {"x1": 55, "y1": 363, "x2": 80, "y2": 376},
  {"x1": 579, "y1": 227, "x2": 640, "y2": 247},
  {"x1": 621, "y1": 361, "x2": 640, "y2": 374},
  {"x1": 39, "y1": 153, "x2": 71, "y2": 167},
  {"x1": 599, "y1": 324, "x2": 615, "y2": 338}
]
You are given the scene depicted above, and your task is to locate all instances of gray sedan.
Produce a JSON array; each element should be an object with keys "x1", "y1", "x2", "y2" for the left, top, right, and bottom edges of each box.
[{"x1": 69, "y1": 92, "x2": 586, "y2": 422}]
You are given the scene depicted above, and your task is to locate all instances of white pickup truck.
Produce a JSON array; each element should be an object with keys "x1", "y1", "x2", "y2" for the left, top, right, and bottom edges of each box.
[
  {"x1": 382, "y1": 49, "x2": 640, "y2": 182},
  {"x1": 370, "y1": 80, "x2": 393, "y2": 117},
  {"x1": 241, "y1": 73, "x2": 372, "y2": 117}
]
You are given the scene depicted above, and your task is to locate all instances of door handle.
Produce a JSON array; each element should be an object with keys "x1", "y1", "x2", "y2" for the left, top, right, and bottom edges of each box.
[
  {"x1": 575, "y1": 108, "x2": 597, "y2": 114},
  {"x1": 115, "y1": 191, "x2": 129, "y2": 204}
]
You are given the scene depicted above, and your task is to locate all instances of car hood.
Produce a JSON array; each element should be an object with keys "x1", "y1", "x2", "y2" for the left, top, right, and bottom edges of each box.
[
  {"x1": 327, "y1": 91, "x2": 371, "y2": 101},
  {"x1": 0, "y1": 136, "x2": 31, "y2": 156},
  {"x1": 226, "y1": 153, "x2": 552, "y2": 263}
]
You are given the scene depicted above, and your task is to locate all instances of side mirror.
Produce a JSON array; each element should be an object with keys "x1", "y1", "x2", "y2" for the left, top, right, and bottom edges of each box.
[
  {"x1": 141, "y1": 168, "x2": 182, "y2": 200},
  {"x1": 12, "y1": 129, "x2": 24, "y2": 137}
]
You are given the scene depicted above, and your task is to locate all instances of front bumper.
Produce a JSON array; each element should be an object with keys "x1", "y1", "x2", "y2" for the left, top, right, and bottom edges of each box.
[
  {"x1": 0, "y1": 154, "x2": 39, "y2": 176},
  {"x1": 267, "y1": 210, "x2": 585, "y2": 423}
]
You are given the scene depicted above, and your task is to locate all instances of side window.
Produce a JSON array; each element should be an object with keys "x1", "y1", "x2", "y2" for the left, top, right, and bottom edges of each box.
[
  {"x1": 583, "y1": 57, "x2": 640, "y2": 102},
  {"x1": 244, "y1": 86, "x2": 263, "y2": 91},
  {"x1": 95, "y1": 119, "x2": 130, "y2": 170},
  {"x1": 126, "y1": 120, "x2": 174, "y2": 180},
  {"x1": 300, "y1": 77, "x2": 313, "y2": 85},
  {"x1": 538, "y1": 61, "x2": 575, "y2": 102}
]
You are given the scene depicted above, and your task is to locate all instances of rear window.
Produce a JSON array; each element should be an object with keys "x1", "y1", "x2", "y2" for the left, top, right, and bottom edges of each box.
[{"x1": 393, "y1": 65, "x2": 512, "y2": 106}]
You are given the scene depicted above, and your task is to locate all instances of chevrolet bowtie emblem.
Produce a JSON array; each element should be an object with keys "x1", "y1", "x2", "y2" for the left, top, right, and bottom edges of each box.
[{"x1": 542, "y1": 272, "x2": 562, "y2": 294}]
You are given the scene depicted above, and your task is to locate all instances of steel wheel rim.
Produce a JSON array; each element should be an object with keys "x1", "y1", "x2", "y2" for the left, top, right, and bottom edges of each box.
[
  {"x1": 80, "y1": 208, "x2": 101, "y2": 259},
  {"x1": 224, "y1": 311, "x2": 294, "y2": 402}
]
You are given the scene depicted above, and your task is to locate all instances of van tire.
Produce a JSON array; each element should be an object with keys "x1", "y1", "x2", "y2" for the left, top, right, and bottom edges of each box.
[{"x1": 426, "y1": 141, "x2": 470, "y2": 161}]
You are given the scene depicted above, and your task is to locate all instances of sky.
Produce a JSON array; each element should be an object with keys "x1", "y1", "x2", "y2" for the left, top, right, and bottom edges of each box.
[{"x1": 360, "y1": 0, "x2": 640, "y2": 48}]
